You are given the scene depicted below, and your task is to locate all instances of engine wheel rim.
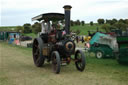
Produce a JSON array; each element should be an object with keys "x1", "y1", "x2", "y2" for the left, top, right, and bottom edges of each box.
[
  {"x1": 76, "y1": 53, "x2": 84, "y2": 70},
  {"x1": 32, "y1": 38, "x2": 45, "y2": 67},
  {"x1": 51, "y1": 51, "x2": 61, "y2": 74},
  {"x1": 33, "y1": 41, "x2": 40, "y2": 64}
]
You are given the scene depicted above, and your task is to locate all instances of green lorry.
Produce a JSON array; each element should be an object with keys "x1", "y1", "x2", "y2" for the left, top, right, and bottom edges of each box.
[
  {"x1": 89, "y1": 32, "x2": 118, "y2": 59},
  {"x1": 116, "y1": 36, "x2": 128, "y2": 64}
]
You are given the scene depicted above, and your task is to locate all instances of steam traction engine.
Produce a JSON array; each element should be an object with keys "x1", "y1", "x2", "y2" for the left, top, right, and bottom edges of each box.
[{"x1": 32, "y1": 5, "x2": 86, "y2": 74}]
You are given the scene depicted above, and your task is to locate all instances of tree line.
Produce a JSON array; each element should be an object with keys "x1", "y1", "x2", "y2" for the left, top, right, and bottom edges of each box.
[
  {"x1": 16, "y1": 20, "x2": 85, "y2": 34},
  {"x1": 16, "y1": 18, "x2": 128, "y2": 34},
  {"x1": 16, "y1": 22, "x2": 41, "y2": 34},
  {"x1": 98, "y1": 18, "x2": 128, "y2": 32}
]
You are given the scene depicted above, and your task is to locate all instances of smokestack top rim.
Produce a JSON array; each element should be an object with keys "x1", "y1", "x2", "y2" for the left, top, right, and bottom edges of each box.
[{"x1": 63, "y1": 5, "x2": 72, "y2": 9}]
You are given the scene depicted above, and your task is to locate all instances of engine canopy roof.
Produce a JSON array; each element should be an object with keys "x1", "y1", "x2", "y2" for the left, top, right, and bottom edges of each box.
[{"x1": 32, "y1": 13, "x2": 64, "y2": 21}]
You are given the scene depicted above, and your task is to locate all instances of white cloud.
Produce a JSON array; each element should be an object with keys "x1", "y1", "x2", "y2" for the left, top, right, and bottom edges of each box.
[{"x1": 1, "y1": 0, "x2": 128, "y2": 26}]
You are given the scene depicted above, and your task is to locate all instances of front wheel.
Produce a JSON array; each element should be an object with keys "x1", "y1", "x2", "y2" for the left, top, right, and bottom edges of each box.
[
  {"x1": 96, "y1": 51, "x2": 103, "y2": 59},
  {"x1": 75, "y1": 50, "x2": 86, "y2": 71},
  {"x1": 51, "y1": 51, "x2": 61, "y2": 74}
]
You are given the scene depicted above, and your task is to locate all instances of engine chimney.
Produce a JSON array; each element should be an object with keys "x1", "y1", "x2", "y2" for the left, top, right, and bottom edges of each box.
[{"x1": 63, "y1": 5, "x2": 72, "y2": 34}]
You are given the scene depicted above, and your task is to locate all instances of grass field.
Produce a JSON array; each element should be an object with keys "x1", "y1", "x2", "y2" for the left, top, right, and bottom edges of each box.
[{"x1": 0, "y1": 42, "x2": 128, "y2": 85}]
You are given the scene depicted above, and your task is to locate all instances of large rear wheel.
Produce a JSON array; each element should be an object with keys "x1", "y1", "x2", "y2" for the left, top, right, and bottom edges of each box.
[
  {"x1": 75, "y1": 50, "x2": 86, "y2": 71},
  {"x1": 51, "y1": 51, "x2": 61, "y2": 74},
  {"x1": 32, "y1": 37, "x2": 45, "y2": 67}
]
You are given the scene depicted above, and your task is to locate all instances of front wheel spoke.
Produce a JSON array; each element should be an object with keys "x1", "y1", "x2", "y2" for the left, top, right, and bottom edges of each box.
[
  {"x1": 79, "y1": 63, "x2": 82, "y2": 67},
  {"x1": 34, "y1": 45, "x2": 38, "y2": 48},
  {"x1": 34, "y1": 53, "x2": 38, "y2": 56},
  {"x1": 36, "y1": 57, "x2": 40, "y2": 63},
  {"x1": 53, "y1": 61, "x2": 57, "y2": 64},
  {"x1": 34, "y1": 49, "x2": 39, "y2": 55},
  {"x1": 78, "y1": 63, "x2": 82, "y2": 67},
  {"x1": 35, "y1": 49, "x2": 39, "y2": 55},
  {"x1": 78, "y1": 59, "x2": 82, "y2": 62},
  {"x1": 76, "y1": 58, "x2": 82, "y2": 62},
  {"x1": 53, "y1": 65, "x2": 57, "y2": 70}
]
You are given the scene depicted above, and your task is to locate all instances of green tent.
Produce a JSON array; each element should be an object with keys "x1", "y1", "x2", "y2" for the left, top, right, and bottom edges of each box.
[
  {"x1": 0, "y1": 31, "x2": 8, "y2": 40},
  {"x1": 0, "y1": 31, "x2": 20, "y2": 41},
  {"x1": 89, "y1": 32, "x2": 107, "y2": 45}
]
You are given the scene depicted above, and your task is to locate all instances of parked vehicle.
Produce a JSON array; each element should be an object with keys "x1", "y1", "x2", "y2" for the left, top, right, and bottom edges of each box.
[
  {"x1": 32, "y1": 5, "x2": 86, "y2": 74},
  {"x1": 116, "y1": 30, "x2": 128, "y2": 64},
  {"x1": 89, "y1": 32, "x2": 118, "y2": 59},
  {"x1": 20, "y1": 35, "x2": 32, "y2": 41}
]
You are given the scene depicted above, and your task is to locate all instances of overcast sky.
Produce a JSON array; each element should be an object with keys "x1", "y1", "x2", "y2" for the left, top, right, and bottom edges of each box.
[{"x1": 0, "y1": 0, "x2": 128, "y2": 26}]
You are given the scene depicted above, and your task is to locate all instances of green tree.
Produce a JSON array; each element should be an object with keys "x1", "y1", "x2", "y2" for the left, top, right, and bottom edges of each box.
[
  {"x1": 76, "y1": 20, "x2": 81, "y2": 25},
  {"x1": 97, "y1": 19, "x2": 104, "y2": 24},
  {"x1": 110, "y1": 18, "x2": 118, "y2": 25},
  {"x1": 74, "y1": 21, "x2": 77, "y2": 25},
  {"x1": 90, "y1": 21, "x2": 93, "y2": 26},
  {"x1": 119, "y1": 19, "x2": 124, "y2": 23},
  {"x1": 124, "y1": 19, "x2": 128, "y2": 24},
  {"x1": 70, "y1": 20, "x2": 74, "y2": 26},
  {"x1": 101, "y1": 24, "x2": 111, "y2": 32},
  {"x1": 23, "y1": 23, "x2": 32, "y2": 33},
  {"x1": 113, "y1": 22, "x2": 128, "y2": 31},
  {"x1": 81, "y1": 21, "x2": 85, "y2": 26},
  {"x1": 16, "y1": 26, "x2": 24, "y2": 33},
  {"x1": 106, "y1": 19, "x2": 118, "y2": 25},
  {"x1": 32, "y1": 22, "x2": 41, "y2": 34},
  {"x1": 112, "y1": 18, "x2": 118, "y2": 23},
  {"x1": 106, "y1": 19, "x2": 111, "y2": 24}
]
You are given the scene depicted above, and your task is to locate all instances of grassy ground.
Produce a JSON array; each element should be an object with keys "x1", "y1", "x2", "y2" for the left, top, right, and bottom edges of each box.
[{"x1": 0, "y1": 42, "x2": 128, "y2": 85}]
